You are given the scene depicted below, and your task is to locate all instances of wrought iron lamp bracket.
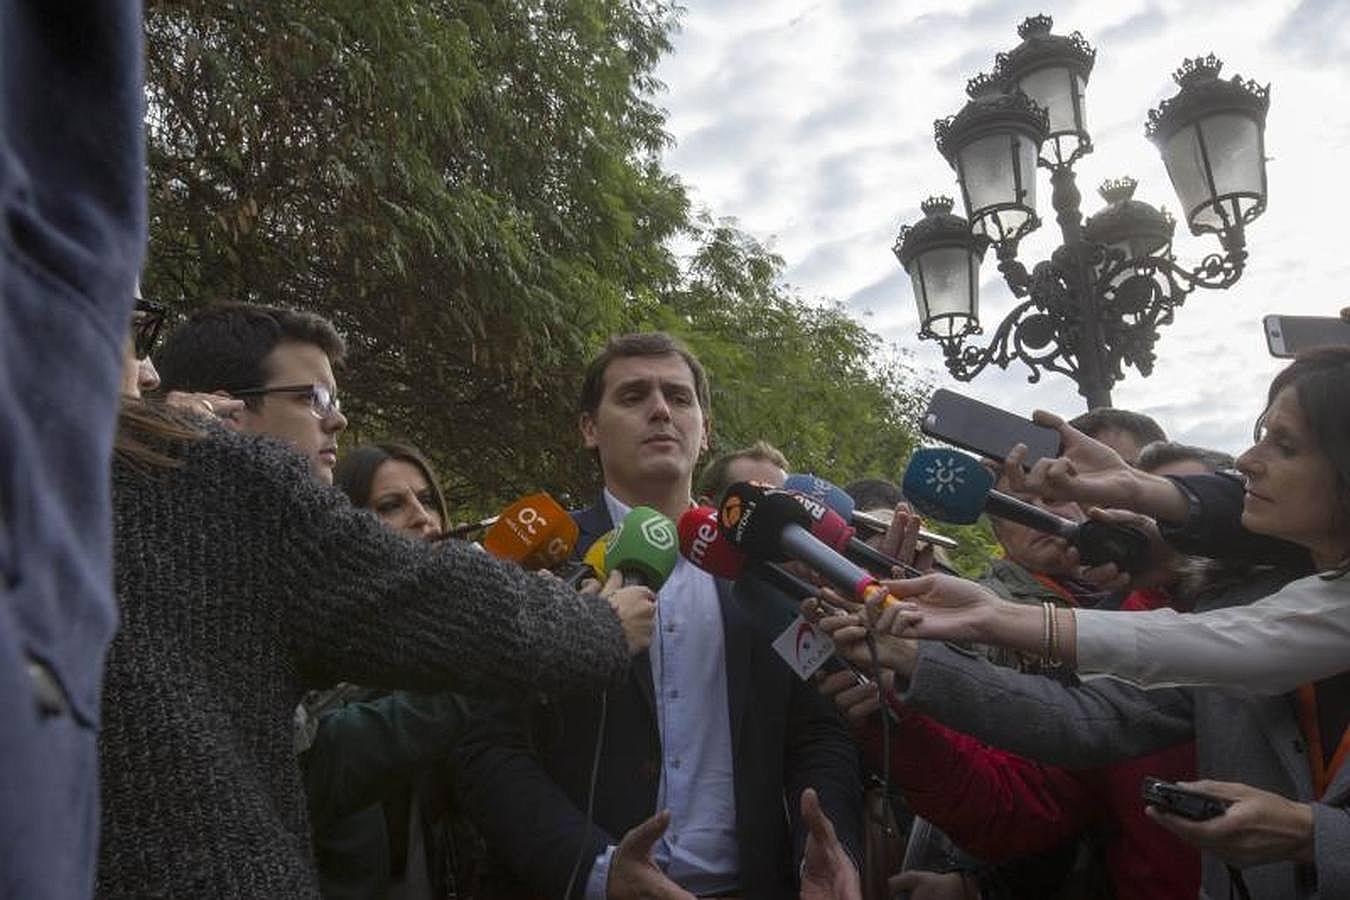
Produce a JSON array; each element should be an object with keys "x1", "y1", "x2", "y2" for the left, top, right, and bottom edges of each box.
[{"x1": 930, "y1": 227, "x2": 1245, "y2": 390}]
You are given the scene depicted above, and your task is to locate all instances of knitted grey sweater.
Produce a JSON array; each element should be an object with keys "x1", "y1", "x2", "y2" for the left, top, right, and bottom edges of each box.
[{"x1": 98, "y1": 429, "x2": 628, "y2": 898}]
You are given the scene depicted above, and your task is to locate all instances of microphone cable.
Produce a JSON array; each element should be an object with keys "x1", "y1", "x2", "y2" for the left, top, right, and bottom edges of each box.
[
  {"x1": 864, "y1": 631, "x2": 897, "y2": 851},
  {"x1": 563, "y1": 689, "x2": 609, "y2": 898}
]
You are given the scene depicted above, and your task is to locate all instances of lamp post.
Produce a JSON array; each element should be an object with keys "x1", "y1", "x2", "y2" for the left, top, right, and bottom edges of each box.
[{"x1": 893, "y1": 15, "x2": 1270, "y2": 410}]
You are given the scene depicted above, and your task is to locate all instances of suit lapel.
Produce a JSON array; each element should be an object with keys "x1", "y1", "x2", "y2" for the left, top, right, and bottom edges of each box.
[{"x1": 718, "y1": 579, "x2": 751, "y2": 756}]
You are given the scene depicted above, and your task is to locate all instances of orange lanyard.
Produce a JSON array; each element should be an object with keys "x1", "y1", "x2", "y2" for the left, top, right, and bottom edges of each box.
[{"x1": 1295, "y1": 684, "x2": 1350, "y2": 797}]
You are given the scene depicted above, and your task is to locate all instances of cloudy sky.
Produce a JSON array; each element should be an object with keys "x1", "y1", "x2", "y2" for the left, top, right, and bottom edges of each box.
[{"x1": 653, "y1": 0, "x2": 1350, "y2": 455}]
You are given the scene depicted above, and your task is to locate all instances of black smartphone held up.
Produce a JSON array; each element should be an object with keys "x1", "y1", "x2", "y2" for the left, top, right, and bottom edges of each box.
[
  {"x1": 921, "y1": 388, "x2": 1063, "y2": 467},
  {"x1": 1141, "y1": 777, "x2": 1230, "y2": 821},
  {"x1": 1263, "y1": 314, "x2": 1350, "y2": 358}
]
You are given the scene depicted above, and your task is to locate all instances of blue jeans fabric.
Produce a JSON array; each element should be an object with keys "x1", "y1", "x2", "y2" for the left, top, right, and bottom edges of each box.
[{"x1": 1, "y1": 1, "x2": 145, "y2": 895}]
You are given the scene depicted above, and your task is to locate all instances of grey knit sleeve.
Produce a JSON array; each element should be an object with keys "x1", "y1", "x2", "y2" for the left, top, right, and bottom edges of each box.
[{"x1": 251, "y1": 442, "x2": 629, "y2": 697}]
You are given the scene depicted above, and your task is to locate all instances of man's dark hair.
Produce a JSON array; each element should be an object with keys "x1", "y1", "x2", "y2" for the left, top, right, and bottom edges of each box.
[
  {"x1": 1069, "y1": 407, "x2": 1167, "y2": 448},
  {"x1": 844, "y1": 478, "x2": 905, "y2": 512},
  {"x1": 156, "y1": 302, "x2": 346, "y2": 399},
  {"x1": 577, "y1": 332, "x2": 711, "y2": 417},
  {"x1": 697, "y1": 440, "x2": 789, "y2": 502},
  {"x1": 1136, "y1": 441, "x2": 1234, "y2": 475}
]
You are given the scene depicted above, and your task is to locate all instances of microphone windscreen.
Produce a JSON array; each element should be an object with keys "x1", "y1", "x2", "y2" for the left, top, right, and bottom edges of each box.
[
  {"x1": 783, "y1": 473, "x2": 856, "y2": 520},
  {"x1": 604, "y1": 506, "x2": 679, "y2": 589},
  {"x1": 901, "y1": 447, "x2": 994, "y2": 525},
  {"x1": 677, "y1": 506, "x2": 747, "y2": 579},
  {"x1": 781, "y1": 490, "x2": 853, "y2": 552},
  {"x1": 719, "y1": 481, "x2": 813, "y2": 561},
  {"x1": 481, "y1": 493, "x2": 579, "y2": 569},
  {"x1": 581, "y1": 530, "x2": 613, "y2": 580}
]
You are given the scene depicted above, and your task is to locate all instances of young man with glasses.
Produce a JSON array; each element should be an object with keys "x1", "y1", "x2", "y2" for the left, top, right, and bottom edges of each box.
[{"x1": 154, "y1": 302, "x2": 349, "y2": 483}]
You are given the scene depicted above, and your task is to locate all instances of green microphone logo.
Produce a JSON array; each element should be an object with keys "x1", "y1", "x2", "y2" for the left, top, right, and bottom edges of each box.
[
  {"x1": 640, "y1": 516, "x2": 676, "y2": 552},
  {"x1": 605, "y1": 506, "x2": 679, "y2": 588}
]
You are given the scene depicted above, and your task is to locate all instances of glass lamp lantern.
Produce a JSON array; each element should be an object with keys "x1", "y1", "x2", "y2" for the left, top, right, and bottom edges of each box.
[
  {"x1": 935, "y1": 74, "x2": 1049, "y2": 247},
  {"x1": 1146, "y1": 55, "x2": 1270, "y2": 237},
  {"x1": 894, "y1": 197, "x2": 990, "y2": 341},
  {"x1": 993, "y1": 15, "x2": 1096, "y2": 167},
  {"x1": 1083, "y1": 177, "x2": 1175, "y2": 261}
]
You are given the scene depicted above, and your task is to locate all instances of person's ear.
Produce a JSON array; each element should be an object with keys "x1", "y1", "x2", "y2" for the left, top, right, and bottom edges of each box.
[{"x1": 579, "y1": 411, "x2": 598, "y2": 449}]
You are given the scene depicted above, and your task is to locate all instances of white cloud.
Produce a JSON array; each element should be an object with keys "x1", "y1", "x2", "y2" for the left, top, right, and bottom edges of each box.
[{"x1": 656, "y1": 0, "x2": 1342, "y2": 455}]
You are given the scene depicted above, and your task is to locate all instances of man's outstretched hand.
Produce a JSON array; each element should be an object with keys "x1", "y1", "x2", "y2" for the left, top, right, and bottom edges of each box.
[
  {"x1": 607, "y1": 811, "x2": 695, "y2": 900},
  {"x1": 800, "y1": 788, "x2": 862, "y2": 900}
]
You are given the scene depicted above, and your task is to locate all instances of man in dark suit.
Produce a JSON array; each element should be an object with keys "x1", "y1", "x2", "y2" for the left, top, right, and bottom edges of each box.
[{"x1": 454, "y1": 332, "x2": 863, "y2": 899}]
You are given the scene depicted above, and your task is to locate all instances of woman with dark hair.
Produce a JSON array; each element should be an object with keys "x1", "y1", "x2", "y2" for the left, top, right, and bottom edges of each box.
[
  {"x1": 100, "y1": 331, "x2": 655, "y2": 897},
  {"x1": 302, "y1": 443, "x2": 471, "y2": 900},
  {"x1": 856, "y1": 346, "x2": 1350, "y2": 693},
  {"x1": 817, "y1": 347, "x2": 1350, "y2": 898},
  {"x1": 334, "y1": 443, "x2": 449, "y2": 542}
]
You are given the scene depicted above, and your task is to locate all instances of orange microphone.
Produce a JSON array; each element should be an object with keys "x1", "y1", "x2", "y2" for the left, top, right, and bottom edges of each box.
[{"x1": 480, "y1": 492, "x2": 579, "y2": 571}]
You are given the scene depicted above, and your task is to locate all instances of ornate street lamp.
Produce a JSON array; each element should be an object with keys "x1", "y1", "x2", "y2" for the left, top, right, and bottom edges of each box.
[
  {"x1": 993, "y1": 14, "x2": 1095, "y2": 168},
  {"x1": 895, "y1": 16, "x2": 1270, "y2": 409},
  {"x1": 934, "y1": 75, "x2": 1048, "y2": 247},
  {"x1": 893, "y1": 197, "x2": 989, "y2": 344},
  {"x1": 1084, "y1": 177, "x2": 1174, "y2": 262}
]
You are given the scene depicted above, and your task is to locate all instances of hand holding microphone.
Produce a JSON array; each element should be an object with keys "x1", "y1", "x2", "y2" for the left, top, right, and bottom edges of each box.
[
  {"x1": 598, "y1": 570, "x2": 658, "y2": 657},
  {"x1": 599, "y1": 507, "x2": 679, "y2": 656},
  {"x1": 902, "y1": 447, "x2": 1152, "y2": 573}
]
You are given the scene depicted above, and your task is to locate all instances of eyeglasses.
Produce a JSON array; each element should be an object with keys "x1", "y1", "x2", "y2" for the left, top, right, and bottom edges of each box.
[
  {"x1": 132, "y1": 298, "x2": 168, "y2": 360},
  {"x1": 231, "y1": 383, "x2": 342, "y2": 419}
]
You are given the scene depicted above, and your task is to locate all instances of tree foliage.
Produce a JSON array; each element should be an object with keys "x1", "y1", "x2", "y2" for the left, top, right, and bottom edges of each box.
[{"x1": 143, "y1": 0, "x2": 936, "y2": 521}]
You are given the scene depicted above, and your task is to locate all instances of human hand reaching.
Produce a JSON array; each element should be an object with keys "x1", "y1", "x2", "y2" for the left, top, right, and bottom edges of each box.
[
  {"x1": 606, "y1": 810, "x2": 697, "y2": 899},
  {"x1": 799, "y1": 788, "x2": 862, "y2": 900}
]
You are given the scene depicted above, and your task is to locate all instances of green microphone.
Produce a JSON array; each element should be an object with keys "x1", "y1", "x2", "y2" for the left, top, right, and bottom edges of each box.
[{"x1": 604, "y1": 507, "x2": 679, "y2": 589}]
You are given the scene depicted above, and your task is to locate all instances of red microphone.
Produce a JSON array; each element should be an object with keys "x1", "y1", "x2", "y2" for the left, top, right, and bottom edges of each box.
[
  {"x1": 679, "y1": 506, "x2": 845, "y2": 608},
  {"x1": 677, "y1": 506, "x2": 749, "y2": 579}
]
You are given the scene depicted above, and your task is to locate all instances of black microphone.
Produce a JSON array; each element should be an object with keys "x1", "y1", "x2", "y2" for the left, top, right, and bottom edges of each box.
[
  {"x1": 903, "y1": 448, "x2": 1152, "y2": 572},
  {"x1": 778, "y1": 489, "x2": 926, "y2": 579},
  {"x1": 718, "y1": 482, "x2": 900, "y2": 605}
]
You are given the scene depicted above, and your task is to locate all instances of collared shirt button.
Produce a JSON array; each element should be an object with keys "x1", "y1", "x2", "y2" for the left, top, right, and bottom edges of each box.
[
  {"x1": 671, "y1": 757, "x2": 681, "y2": 769},
  {"x1": 670, "y1": 689, "x2": 680, "y2": 699}
]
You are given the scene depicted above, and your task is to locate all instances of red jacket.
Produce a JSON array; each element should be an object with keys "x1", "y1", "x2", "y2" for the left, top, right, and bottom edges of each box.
[{"x1": 861, "y1": 588, "x2": 1198, "y2": 900}]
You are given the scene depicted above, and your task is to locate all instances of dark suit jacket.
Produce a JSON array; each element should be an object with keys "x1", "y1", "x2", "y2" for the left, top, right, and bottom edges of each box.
[{"x1": 453, "y1": 500, "x2": 863, "y2": 899}]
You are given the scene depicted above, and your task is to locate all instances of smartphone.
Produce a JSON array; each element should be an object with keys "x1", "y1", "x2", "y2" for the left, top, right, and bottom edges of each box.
[
  {"x1": 1141, "y1": 777, "x2": 1230, "y2": 821},
  {"x1": 1264, "y1": 314, "x2": 1350, "y2": 358},
  {"x1": 849, "y1": 510, "x2": 960, "y2": 550},
  {"x1": 921, "y1": 388, "x2": 1062, "y2": 467}
]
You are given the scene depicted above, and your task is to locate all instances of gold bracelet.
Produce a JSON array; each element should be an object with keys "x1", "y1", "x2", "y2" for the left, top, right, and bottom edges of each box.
[
  {"x1": 1041, "y1": 601, "x2": 1055, "y2": 661},
  {"x1": 1048, "y1": 602, "x2": 1060, "y2": 663}
]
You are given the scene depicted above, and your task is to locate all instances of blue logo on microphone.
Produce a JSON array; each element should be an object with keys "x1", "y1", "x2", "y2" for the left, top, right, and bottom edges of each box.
[{"x1": 922, "y1": 454, "x2": 969, "y2": 496}]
